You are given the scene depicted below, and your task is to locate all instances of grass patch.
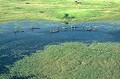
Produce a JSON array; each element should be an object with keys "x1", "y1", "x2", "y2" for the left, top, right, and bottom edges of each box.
[
  {"x1": 0, "y1": 0, "x2": 120, "y2": 22},
  {"x1": 0, "y1": 42, "x2": 120, "y2": 79}
]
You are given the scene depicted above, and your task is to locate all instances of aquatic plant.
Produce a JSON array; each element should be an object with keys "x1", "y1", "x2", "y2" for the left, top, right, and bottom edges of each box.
[
  {"x1": 0, "y1": 42, "x2": 119, "y2": 79},
  {"x1": 0, "y1": 30, "x2": 6, "y2": 33}
]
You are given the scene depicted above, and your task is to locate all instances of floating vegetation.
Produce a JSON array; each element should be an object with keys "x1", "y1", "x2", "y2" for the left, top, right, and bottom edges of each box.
[
  {"x1": 13, "y1": 24, "x2": 24, "y2": 34},
  {"x1": 14, "y1": 23, "x2": 23, "y2": 30},
  {"x1": 0, "y1": 30, "x2": 6, "y2": 33}
]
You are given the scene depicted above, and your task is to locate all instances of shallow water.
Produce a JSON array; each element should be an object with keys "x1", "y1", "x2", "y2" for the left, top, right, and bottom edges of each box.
[{"x1": 0, "y1": 21, "x2": 120, "y2": 74}]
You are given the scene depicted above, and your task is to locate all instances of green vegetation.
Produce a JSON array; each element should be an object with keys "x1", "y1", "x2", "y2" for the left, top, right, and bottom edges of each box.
[
  {"x1": 0, "y1": 0, "x2": 120, "y2": 78},
  {"x1": 0, "y1": 0, "x2": 120, "y2": 22},
  {"x1": 0, "y1": 42, "x2": 120, "y2": 79}
]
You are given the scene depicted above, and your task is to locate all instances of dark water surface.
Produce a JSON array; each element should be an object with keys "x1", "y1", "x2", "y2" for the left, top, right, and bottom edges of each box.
[{"x1": 0, "y1": 21, "x2": 120, "y2": 74}]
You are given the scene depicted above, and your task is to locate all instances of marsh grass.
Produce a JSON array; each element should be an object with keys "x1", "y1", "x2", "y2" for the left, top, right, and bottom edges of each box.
[
  {"x1": 0, "y1": 30, "x2": 6, "y2": 33},
  {"x1": 0, "y1": 42, "x2": 120, "y2": 79},
  {"x1": 0, "y1": 0, "x2": 120, "y2": 22}
]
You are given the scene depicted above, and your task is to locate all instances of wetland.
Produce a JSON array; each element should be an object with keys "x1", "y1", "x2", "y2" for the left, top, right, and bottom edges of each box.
[{"x1": 0, "y1": 21, "x2": 120, "y2": 75}]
